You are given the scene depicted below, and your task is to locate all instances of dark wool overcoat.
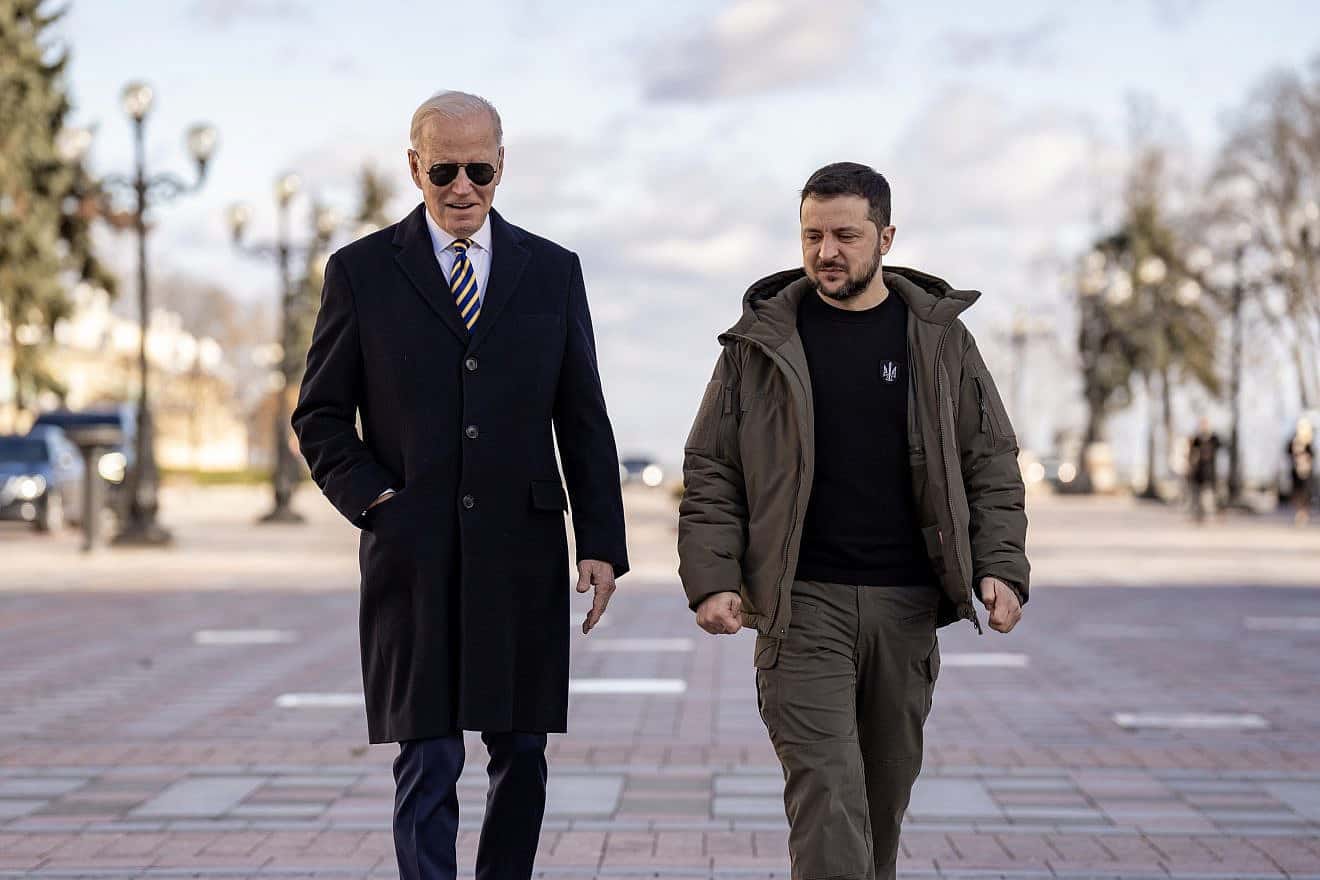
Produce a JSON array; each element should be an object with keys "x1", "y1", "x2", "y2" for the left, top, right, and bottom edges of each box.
[{"x1": 292, "y1": 204, "x2": 629, "y2": 743}]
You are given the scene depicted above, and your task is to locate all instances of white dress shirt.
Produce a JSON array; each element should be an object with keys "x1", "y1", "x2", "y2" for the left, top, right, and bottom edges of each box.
[{"x1": 425, "y1": 208, "x2": 493, "y2": 308}]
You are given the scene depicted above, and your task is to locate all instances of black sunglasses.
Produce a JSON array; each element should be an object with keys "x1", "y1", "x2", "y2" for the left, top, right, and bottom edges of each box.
[{"x1": 423, "y1": 161, "x2": 497, "y2": 187}]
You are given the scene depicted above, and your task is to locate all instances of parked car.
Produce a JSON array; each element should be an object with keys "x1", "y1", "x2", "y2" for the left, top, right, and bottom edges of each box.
[
  {"x1": 619, "y1": 455, "x2": 665, "y2": 488},
  {"x1": 0, "y1": 427, "x2": 85, "y2": 531},
  {"x1": 29, "y1": 405, "x2": 135, "y2": 510}
]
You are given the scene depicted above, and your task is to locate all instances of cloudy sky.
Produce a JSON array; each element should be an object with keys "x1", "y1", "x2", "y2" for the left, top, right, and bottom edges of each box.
[{"x1": 54, "y1": 0, "x2": 1318, "y2": 475}]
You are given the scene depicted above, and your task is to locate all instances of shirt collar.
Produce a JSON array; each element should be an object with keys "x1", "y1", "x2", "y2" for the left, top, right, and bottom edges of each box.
[{"x1": 424, "y1": 207, "x2": 492, "y2": 257}]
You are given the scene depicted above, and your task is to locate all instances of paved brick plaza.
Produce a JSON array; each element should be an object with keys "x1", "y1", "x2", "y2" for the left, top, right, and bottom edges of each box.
[{"x1": 1, "y1": 487, "x2": 1319, "y2": 878}]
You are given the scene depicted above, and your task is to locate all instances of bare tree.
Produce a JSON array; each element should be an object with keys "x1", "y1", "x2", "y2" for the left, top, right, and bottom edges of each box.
[{"x1": 1215, "y1": 58, "x2": 1320, "y2": 408}]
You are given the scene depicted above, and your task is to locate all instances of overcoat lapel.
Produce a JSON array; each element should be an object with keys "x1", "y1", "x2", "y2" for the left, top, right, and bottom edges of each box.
[
  {"x1": 469, "y1": 209, "x2": 530, "y2": 353},
  {"x1": 391, "y1": 204, "x2": 469, "y2": 345}
]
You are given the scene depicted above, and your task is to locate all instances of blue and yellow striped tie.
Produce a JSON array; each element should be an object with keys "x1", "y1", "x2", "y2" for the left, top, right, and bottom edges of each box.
[{"x1": 449, "y1": 238, "x2": 480, "y2": 331}]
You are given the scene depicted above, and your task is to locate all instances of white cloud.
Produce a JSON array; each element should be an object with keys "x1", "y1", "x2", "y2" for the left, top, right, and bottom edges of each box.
[
  {"x1": 626, "y1": 225, "x2": 772, "y2": 276},
  {"x1": 642, "y1": 0, "x2": 874, "y2": 101},
  {"x1": 940, "y1": 17, "x2": 1062, "y2": 69},
  {"x1": 188, "y1": 0, "x2": 311, "y2": 28},
  {"x1": 1149, "y1": 0, "x2": 1214, "y2": 29}
]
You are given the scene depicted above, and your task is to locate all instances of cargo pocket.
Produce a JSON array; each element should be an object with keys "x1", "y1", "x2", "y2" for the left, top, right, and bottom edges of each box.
[
  {"x1": 753, "y1": 634, "x2": 780, "y2": 669},
  {"x1": 921, "y1": 638, "x2": 940, "y2": 720},
  {"x1": 753, "y1": 636, "x2": 779, "y2": 738}
]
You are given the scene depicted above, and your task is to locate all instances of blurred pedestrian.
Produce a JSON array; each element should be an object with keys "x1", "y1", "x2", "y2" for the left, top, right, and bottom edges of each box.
[
  {"x1": 1288, "y1": 417, "x2": 1315, "y2": 526},
  {"x1": 677, "y1": 163, "x2": 1029, "y2": 880},
  {"x1": 292, "y1": 91, "x2": 628, "y2": 880},
  {"x1": 1186, "y1": 418, "x2": 1221, "y2": 522}
]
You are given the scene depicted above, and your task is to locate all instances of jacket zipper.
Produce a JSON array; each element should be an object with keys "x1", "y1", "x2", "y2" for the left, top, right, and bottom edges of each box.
[
  {"x1": 724, "y1": 332, "x2": 809, "y2": 638},
  {"x1": 933, "y1": 326, "x2": 982, "y2": 635}
]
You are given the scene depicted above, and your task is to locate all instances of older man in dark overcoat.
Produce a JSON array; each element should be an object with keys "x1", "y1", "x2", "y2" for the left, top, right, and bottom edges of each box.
[{"x1": 291, "y1": 90, "x2": 629, "y2": 880}]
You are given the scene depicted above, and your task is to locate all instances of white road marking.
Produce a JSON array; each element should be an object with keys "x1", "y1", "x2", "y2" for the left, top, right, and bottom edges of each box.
[
  {"x1": 568, "y1": 678, "x2": 687, "y2": 695},
  {"x1": 1112, "y1": 712, "x2": 1269, "y2": 730},
  {"x1": 587, "y1": 638, "x2": 694, "y2": 653},
  {"x1": 941, "y1": 652, "x2": 1029, "y2": 668},
  {"x1": 275, "y1": 693, "x2": 363, "y2": 708},
  {"x1": 194, "y1": 629, "x2": 298, "y2": 645}
]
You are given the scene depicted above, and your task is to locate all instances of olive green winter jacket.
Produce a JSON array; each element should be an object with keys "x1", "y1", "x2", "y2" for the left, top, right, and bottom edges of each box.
[{"x1": 678, "y1": 267, "x2": 1029, "y2": 651}]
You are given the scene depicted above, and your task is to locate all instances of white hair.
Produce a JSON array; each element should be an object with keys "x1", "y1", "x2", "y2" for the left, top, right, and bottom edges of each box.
[{"x1": 410, "y1": 91, "x2": 503, "y2": 148}]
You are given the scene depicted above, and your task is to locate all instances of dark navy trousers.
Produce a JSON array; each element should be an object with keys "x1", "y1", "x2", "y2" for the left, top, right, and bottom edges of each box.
[{"x1": 392, "y1": 732, "x2": 548, "y2": 880}]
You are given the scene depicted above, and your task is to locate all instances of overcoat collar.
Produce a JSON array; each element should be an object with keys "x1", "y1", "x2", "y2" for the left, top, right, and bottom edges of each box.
[{"x1": 392, "y1": 204, "x2": 530, "y2": 350}]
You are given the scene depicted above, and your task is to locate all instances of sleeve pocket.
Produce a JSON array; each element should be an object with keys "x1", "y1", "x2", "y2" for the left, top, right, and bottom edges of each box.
[
  {"x1": 973, "y1": 372, "x2": 1016, "y2": 443},
  {"x1": 684, "y1": 380, "x2": 722, "y2": 452},
  {"x1": 530, "y1": 479, "x2": 568, "y2": 512}
]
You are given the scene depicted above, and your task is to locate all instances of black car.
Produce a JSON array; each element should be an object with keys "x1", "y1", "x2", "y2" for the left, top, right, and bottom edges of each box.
[
  {"x1": 0, "y1": 427, "x2": 85, "y2": 531},
  {"x1": 30, "y1": 405, "x2": 134, "y2": 509}
]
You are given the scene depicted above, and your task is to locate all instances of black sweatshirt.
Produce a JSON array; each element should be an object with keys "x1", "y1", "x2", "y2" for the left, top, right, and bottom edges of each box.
[{"x1": 794, "y1": 286, "x2": 936, "y2": 588}]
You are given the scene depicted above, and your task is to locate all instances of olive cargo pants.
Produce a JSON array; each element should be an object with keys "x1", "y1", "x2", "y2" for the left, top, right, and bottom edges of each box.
[{"x1": 754, "y1": 580, "x2": 941, "y2": 880}]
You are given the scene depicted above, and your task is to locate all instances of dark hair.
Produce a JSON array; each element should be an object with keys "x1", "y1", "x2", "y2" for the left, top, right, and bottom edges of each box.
[{"x1": 800, "y1": 162, "x2": 892, "y2": 228}]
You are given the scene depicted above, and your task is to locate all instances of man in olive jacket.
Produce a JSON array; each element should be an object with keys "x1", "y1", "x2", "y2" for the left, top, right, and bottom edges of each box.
[{"x1": 678, "y1": 163, "x2": 1028, "y2": 880}]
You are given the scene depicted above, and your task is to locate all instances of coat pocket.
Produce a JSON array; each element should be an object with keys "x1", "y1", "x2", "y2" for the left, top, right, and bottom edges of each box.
[
  {"x1": 367, "y1": 489, "x2": 413, "y2": 542},
  {"x1": 530, "y1": 479, "x2": 568, "y2": 512},
  {"x1": 920, "y1": 524, "x2": 947, "y2": 577}
]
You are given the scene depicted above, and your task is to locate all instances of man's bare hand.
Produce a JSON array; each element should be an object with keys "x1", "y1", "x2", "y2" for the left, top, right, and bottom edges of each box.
[
  {"x1": 577, "y1": 560, "x2": 616, "y2": 634},
  {"x1": 978, "y1": 577, "x2": 1022, "y2": 633},
  {"x1": 695, "y1": 591, "x2": 742, "y2": 635}
]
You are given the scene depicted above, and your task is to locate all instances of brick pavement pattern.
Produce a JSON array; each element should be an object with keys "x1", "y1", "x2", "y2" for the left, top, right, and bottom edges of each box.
[{"x1": 1, "y1": 488, "x2": 1319, "y2": 878}]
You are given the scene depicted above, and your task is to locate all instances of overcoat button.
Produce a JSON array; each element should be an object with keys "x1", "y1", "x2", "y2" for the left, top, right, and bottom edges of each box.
[
  {"x1": 462, "y1": 494, "x2": 475, "y2": 509},
  {"x1": 464, "y1": 357, "x2": 479, "y2": 372},
  {"x1": 465, "y1": 425, "x2": 479, "y2": 439}
]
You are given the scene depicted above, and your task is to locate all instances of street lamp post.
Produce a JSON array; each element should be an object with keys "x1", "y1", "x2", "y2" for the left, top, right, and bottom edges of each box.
[
  {"x1": 229, "y1": 177, "x2": 338, "y2": 524},
  {"x1": 1296, "y1": 200, "x2": 1320, "y2": 409},
  {"x1": 1136, "y1": 255, "x2": 1168, "y2": 500},
  {"x1": 1002, "y1": 311, "x2": 1054, "y2": 446},
  {"x1": 1073, "y1": 248, "x2": 1116, "y2": 495},
  {"x1": 101, "y1": 82, "x2": 216, "y2": 546},
  {"x1": 1225, "y1": 222, "x2": 1252, "y2": 508}
]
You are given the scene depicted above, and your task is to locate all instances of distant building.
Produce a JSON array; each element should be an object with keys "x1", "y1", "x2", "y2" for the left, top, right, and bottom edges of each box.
[{"x1": 0, "y1": 283, "x2": 249, "y2": 471}]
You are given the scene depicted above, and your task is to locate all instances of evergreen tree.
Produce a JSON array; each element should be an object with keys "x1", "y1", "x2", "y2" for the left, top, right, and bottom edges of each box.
[
  {"x1": 0, "y1": 0, "x2": 114, "y2": 419},
  {"x1": 1075, "y1": 147, "x2": 1221, "y2": 495},
  {"x1": 354, "y1": 164, "x2": 394, "y2": 233}
]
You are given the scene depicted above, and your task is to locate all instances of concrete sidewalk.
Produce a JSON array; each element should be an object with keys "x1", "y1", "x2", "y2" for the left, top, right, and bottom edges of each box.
[
  {"x1": 3, "y1": 485, "x2": 1316, "y2": 592},
  {"x1": 1, "y1": 486, "x2": 1319, "y2": 877}
]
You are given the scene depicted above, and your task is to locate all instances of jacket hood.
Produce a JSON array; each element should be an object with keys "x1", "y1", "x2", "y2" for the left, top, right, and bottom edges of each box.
[{"x1": 723, "y1": 265, "x2": 981, "y2": 347}]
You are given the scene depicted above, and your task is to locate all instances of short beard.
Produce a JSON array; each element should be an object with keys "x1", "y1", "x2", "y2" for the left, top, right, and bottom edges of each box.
[{"x1": 815, "y1": 244, "x2": 882, "y2": 301}]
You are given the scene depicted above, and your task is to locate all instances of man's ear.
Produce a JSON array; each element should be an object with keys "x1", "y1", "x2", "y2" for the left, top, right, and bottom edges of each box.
[
  {"x1": 880, "y1": 225, "x2": 897, "y2": 255},
  {"x1": 407, "y1": 149, "x2": 424, "y2": 190}
]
